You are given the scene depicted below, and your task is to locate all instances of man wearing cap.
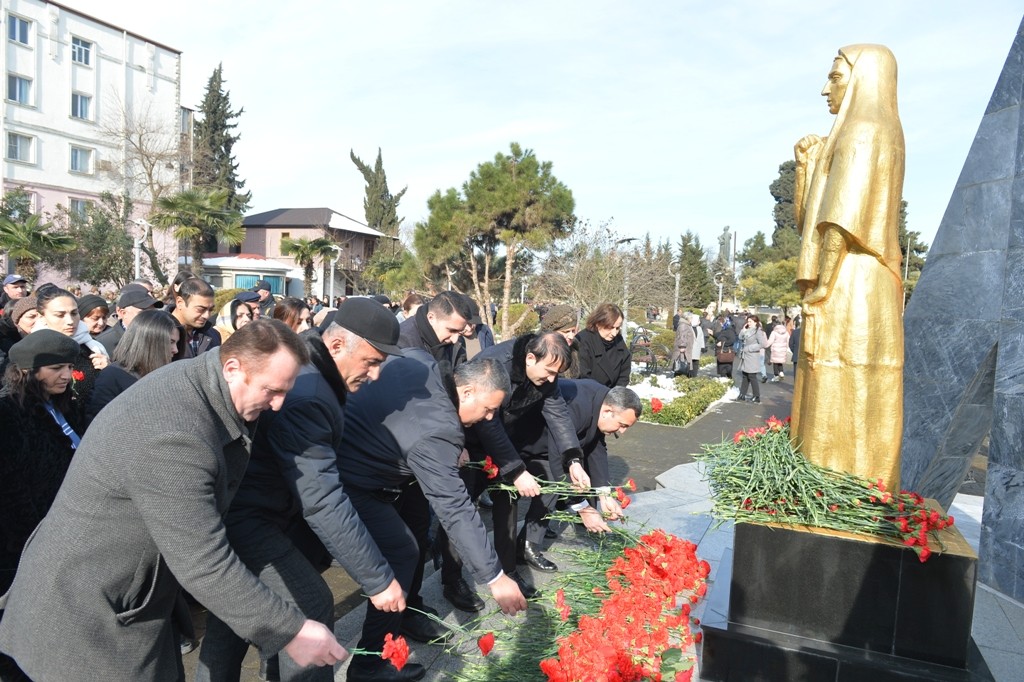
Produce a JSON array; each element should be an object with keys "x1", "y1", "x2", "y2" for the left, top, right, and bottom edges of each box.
[
  {"x1": 0, "y1": 273, "x2": 28, "y2": 309},
  {"x1": 96, "y1": 283, "x2": 161, "y2": 355},
  {"x1": 252, "y1": 279, "x2": 276, "y2": 318},
  {"x1": 0, "y1": 321, "x2": 347, "y2": 681},
  {"x1": 196, "y1": 299, "x2": 406, "y2": 682}
]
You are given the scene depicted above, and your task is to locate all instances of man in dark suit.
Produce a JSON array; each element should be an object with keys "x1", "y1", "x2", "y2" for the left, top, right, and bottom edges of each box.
[{"x1": 0, "y1": 321, "x2": 347, "y2": 681}]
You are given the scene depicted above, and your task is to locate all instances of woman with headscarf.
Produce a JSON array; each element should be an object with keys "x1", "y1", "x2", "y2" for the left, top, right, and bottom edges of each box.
[
  {"x1": 791, "y1": 44, "x2": 905, "y2": 487},
  {"x1": 213, "y1": 297, "x2": 254, "y2": 342}
]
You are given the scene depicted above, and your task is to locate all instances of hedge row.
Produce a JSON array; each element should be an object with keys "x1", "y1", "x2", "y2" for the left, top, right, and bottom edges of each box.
[{"x1": 639, "y1": 377, "x2": 729, "y2": 427}]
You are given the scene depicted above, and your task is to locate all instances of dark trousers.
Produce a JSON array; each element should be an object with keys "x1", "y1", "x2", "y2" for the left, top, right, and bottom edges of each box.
[
  {"x1": 690, "y1": 359, "x2": 700, "y2": 377},
  {"x1": 345, "y1": 482, "x2": 430, "y2": 653},
  {"x1": 195, "y1": 518, "x2": 334, "y2": 682},
  {"x1": 772, "y1": 362, "x2": 783, "y2": 376},
  {"x1": 491, "y1": 458, "x2": 556, "y2": 574},
  {"x1": 740, "y1": 372, "x2": 761, "y2": 399}
]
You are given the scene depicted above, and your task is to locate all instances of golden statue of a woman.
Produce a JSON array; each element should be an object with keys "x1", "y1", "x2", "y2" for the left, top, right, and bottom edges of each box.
[{"x1": 791, "y1": 44, "x2": 905, "y2": 489}]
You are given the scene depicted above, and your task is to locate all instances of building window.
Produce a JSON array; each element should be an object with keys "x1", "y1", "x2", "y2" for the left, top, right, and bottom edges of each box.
[
  {"x1": 6, "y1": 133, "x2": 32, "y2": 162},
  {"x1": 8, "y1": 15, "x2": 29, "y2": 45},
  {"x1": 70, "y1": 146, "x2": 92, "y2": 173},
  {"x1": 71, "y1": 93, "x2": 91, "y2": 120},
  {"x1": 69, "y1": 198, "x2": 91, "y2": 217},
  {"x1": 71, "y1": 37, "x2": 92, "y2": 65},
  {"x1": 6, "y1": 74, "x2": 31, "y2": 105}
]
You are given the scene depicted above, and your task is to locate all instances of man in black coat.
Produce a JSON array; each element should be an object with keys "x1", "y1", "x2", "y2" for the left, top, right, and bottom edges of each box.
[
  {"x1": 196, "y1": 299, "x2": 407, "y2": 682},
  {"x1": 396, "y1": 290, "x2": 472, "y2": 373},
  {"x1": 340, "y1": 351, "x2": 527, "y2": 680},
  {"x1": 441, "y1": 333, "x2": 585, "y2": 607},
  {"x1": 519, "y1": 380, "x2": 642, "y2": 534}
]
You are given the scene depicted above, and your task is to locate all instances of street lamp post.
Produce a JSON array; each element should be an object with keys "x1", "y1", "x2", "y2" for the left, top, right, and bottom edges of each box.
[
  {"x1": 610, "y1": 237, "x2": 634, "y2": 335},
  {"x1": 329, "y1": 244, "x2": 343, "y2": 302},
  {"x1": 132, "y1": 219, "x2": 152, "y2": 281},
  {"x1": 668, "y1": 261, "x2": 681, "y2": 325}
]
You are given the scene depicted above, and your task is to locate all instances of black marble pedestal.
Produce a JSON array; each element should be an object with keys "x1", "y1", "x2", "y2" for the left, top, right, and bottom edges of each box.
[{"x1": 700, "y1": 520, "x2": 994, "y2": 681}]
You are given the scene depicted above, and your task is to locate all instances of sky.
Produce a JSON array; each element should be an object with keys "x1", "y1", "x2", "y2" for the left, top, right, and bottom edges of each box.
[{"x1": 70, "y1": 0, "x2": 1023, "y2": 257}]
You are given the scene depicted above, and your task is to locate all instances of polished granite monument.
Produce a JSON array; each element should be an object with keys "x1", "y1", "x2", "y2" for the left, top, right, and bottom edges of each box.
[{"x1": 901, "y1": 16, "x2": 1024, "y2": 602}]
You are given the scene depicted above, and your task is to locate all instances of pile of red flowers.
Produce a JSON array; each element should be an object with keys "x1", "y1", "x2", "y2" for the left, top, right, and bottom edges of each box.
[
  {"x1": 701, "y1": 417, "x2": 955, "y2": 563},
  {"x1": 539, "y1": 530, "x2": 708, "y2": 681}
]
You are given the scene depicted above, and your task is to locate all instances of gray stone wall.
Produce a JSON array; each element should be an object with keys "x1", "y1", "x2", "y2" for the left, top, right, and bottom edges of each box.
[{"x1": 902, "y1": 16, "x2": 1024, "y2": 600}]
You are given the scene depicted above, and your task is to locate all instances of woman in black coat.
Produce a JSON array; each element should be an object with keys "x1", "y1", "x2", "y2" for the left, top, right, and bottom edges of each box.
[
  {"x1": 714, "y1": 319, "x2": 738, "y2": 378},
  {"x1": 34, "y1": 287, "x2": 109, "y2": 409},
  {"x1": 574, "y1": 302, "x2": 631, "y2": 388},
  {"x1": 0, "y1": 330, "x2": 82, "y2": 592}
]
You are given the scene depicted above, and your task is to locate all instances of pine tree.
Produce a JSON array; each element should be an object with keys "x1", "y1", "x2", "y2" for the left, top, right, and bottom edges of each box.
[
  {"x1": 193, "y1": 64, "x2": 251, "y2": 213},
  {"x1": 350, "y1": 148, "x2": 407, "y2": 236},
  {"x1": 676, "y1": 231, "x2": 714, "y2": 308}
]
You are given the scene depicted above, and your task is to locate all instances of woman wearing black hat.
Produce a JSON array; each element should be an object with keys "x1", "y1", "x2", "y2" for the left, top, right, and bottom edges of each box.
[
  {"x1": 77, "y1": 294, "x2": 110, "y2": 338},
  {"x1": 0, "y1": 330, "x2": 83, "y2": 590}
]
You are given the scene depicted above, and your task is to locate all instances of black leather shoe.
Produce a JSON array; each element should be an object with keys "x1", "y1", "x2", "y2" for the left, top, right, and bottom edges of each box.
[
  {"x1": 518, "y1": 540, "x2": 558, "y2": 572},
  {"x1": 752, "y1": 397, "x2": 761, "y2": 404},
  {"x1": 400, "y1": 610, "x2": 450, "y2": 644},
  {"x1": 508, "y1": 570, "x2": 540, "y2": 599},
  {"x1": 443, "y1": 578, "x2": 485, "y2": 612},
  {"x1": 347, "y1": 659, "x2": 426, "y2": 681},
  {"x1": 477, "y1": 490, "x2": 494, "y2": 508}
]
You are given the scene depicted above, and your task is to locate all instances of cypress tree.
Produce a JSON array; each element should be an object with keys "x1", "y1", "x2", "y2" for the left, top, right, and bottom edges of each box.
[
  {"x1": 193, "y1": 64, "x2": 251, "y2": 213},
  {"x1": 350, "y1": 148, "x2": 407, "y2": 236}
]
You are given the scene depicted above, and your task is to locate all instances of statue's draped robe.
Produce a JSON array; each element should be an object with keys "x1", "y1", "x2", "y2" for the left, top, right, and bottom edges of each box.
[{"x1": 792, "y1": 44, "x2": 905, "y2": 489}]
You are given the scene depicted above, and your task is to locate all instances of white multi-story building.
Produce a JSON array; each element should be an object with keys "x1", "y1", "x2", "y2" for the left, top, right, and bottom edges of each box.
[{"x1": 2, "y1": 0, "x2": 187, "y2": 278}]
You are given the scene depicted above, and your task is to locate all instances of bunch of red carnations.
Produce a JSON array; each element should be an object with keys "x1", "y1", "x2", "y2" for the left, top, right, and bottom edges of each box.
[{"x1": 538, "y1": 529, "x2": 709, "y2": 681}]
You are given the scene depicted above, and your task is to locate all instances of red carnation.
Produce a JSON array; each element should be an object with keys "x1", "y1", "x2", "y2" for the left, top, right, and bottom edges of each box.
[
  {"x1": 481, "y1": 455, "x2": 499, "y2": 479},
  {"x1": 625, "y1": 478, "x2": 637, "y2": 491},
  {"x1": 477, "y1": 632, "x2": 495, "y2": 656},
  {"x1": 651, "y1": 397, "x2": 663, "y2": 414},
  {"x1": 72, "y1": 370, "x2": 85, "y2": 382},
  {"x1": 381, "y1": 633, "x2": 409, "y2": 671}
]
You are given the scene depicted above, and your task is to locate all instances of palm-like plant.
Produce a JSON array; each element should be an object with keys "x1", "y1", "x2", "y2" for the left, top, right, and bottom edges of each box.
[
  {"x1": 151, "y1": 188, "x2": 243, "y2": 277},
  {"x1": 281, "y1": 236, "x2": 338, "y2": 297},
  {"x1": 0, "y1": 213, "x2": 75, "y2": 281}
]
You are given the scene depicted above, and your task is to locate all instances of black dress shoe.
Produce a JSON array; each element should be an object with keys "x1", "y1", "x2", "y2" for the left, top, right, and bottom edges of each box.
[
  {"x1": 477, "y1": 490, "x2": 494, "y2": 508},
  {"x1": 507, "y1": 570, "x2": 540, "y2": 599},
  {"x1": 400, "y1": 610, "x2": 450, "y2": 644},
  {"x1": 443, "y1": 578, "x2": 485, "y2": 612},
  {"x1": 517, "y1": 540, "x2": 558, "y2": 572},
  {"x1": 347, "y1": 659, "x2": 426, "y2": 681}
]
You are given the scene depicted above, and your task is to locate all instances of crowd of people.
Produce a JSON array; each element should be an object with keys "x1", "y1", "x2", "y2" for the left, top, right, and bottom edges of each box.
[
  {"x1": 671, "y1": 306, "x2": 801, "y2": 404},
  {"x1": 0, "y1": 272, "x2": 643, "y2": 682}
]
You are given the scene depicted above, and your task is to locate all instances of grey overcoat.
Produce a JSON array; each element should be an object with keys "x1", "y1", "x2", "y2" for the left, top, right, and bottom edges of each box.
[{"x1": 0, "y1": 350, "x2": 306, "y2": 681}]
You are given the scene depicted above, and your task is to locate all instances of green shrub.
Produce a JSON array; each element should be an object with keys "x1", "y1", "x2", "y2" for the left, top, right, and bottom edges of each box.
[
  {"x1": 640, "y1": 377, "x2": 729, "y2": 427},
  {"x1": 699, "y1": 353, "x2": 716, "y2": 367}
]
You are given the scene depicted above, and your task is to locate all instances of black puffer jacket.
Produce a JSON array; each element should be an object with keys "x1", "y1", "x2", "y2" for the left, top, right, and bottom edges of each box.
[
  {"x1": 225, "y1": 330, "x2": 394, "y2": 597},
  {"x1": 469, "y1": 335, "x2": 582, "y2": 476},
  {"x1": 0, "y1": 394, "x2": 80, "y2": 592}
]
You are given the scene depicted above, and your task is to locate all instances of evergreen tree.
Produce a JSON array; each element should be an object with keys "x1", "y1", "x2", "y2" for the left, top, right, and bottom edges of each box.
[
  {"x1": 676, "y1": 231, "x2": 714, "y2": 308},
  {"x1": 350, "y1": 148, "x2": 407, "y2": 236},
  {"x1": 897, "y1": 200, "x2": 928, "y2": 302},
  {"x1": 737, "y1": 232, "x2": 772, "y2": 269},
  {"x1": 770, "y1": 160, "x2": 797, "y2": 241},
  {"x1": 193, "y1": 64, "x2": 251, "y2": 213}
]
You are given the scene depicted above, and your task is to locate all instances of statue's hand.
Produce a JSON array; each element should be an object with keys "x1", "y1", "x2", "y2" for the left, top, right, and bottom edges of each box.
[
  {"x1": 795, "y1": 135, "x2": 823, "y2": 164},
  {"x1": 803, "y1": 285, "x2": 828, "y2": 306}
]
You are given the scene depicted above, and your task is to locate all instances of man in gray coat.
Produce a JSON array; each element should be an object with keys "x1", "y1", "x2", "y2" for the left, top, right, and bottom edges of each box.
[{"x1": 0, "y1": 320, "x2": 347, "y2": 681}]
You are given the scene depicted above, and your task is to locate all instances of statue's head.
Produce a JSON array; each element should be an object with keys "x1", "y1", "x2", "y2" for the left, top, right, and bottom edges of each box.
[
  {"x1": 820, "y1": 45, "x2": 898, "y2": 119},
  {"x1": 821, "y1": 54, "x2": 852, "y2": 115}
]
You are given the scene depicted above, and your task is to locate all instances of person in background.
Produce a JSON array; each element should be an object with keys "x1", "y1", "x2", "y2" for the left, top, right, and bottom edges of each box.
[
  {"x1": 672, "y1": 312, "x2": 694, "y2": 378},
  {"x1": 77, "y1": 295, "x2": 110, "y2": 338},
  {"x1": 461, "y1": 299, "x2": 495, "y2": 361},
  {"x1": 213, "y1": 298, "x2": 254, "y2": 343},
  {"x1": 538, "y1": 304, "x2": 579, "y2": 377},
  {"x1": 574, "y1": 303, "x2": 630, "y2": 388},
  {"x1": 689, "y1": 313, "x2": 705, "y2": 377},
  {"x1": 86, "y1": 310, "x2": 180, "y2": 426},
  {"x1": 397, "y1": 293, "x2": 425, "y2": 323},
  {"x1": 273, "y1": 297, "x2": 313, "y2": 334},
  {"x1": 0, "y1": 296, "x2": 38, "y2": 375},
  {"x1": 763, "y1": 319, "x2": 791, "y2": 382},
  {"x1": 251, "y1": 280, "x2": 277, "y2": 318},
  {"x1": 0, "y1": 330, "x2": 83, "y2": 680},
  {"x1": 97, "y1": 284, "x2": 161, "y2": 355},
  {"x1": 164, "y1": 270, "x2": 195, "y2": 306},
  {"x1": 169, "y1": 277, "x2": 220, "y2": 359},
  {"x1": 0, "y1": 273, "x2": 28, "y2": 309},
  {"x1": 736, "y1": 315, "x2": 767, "y2": 403}
]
